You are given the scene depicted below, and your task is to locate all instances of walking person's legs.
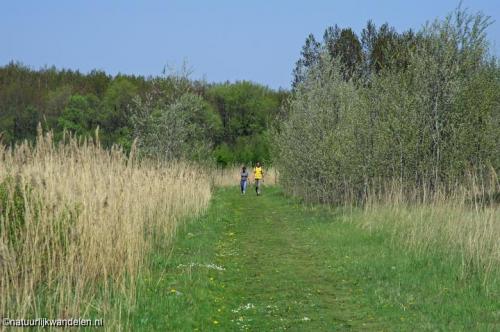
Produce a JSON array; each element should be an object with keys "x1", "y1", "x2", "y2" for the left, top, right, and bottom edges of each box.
[
  {"x1": 255, "y1": 179, "x2": 260, "y2": 195},
  {"x1": 241, "y1": 180, "x2": 247, "y2": 194}
]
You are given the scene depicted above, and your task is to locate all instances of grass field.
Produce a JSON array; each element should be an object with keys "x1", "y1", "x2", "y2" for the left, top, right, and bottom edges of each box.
[{"x1": 129, "y1": 186, "x2": 500, "y2": 331}]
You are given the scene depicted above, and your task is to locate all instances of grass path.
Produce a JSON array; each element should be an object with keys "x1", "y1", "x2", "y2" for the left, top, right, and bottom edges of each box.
[{"x1": 129, "y1": 186, "x2": 500, "y2": 331}]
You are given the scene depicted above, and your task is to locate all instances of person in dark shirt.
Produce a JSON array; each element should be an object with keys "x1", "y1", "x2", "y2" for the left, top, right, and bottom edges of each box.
[{"x1": 240, "y1": 166, "x2": 249, "y2": 194}]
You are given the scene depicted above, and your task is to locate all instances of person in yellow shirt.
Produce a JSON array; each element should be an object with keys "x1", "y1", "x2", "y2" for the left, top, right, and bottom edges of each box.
[{"x1": 253, "y1": 162, "x2": 264, "y2": 196}]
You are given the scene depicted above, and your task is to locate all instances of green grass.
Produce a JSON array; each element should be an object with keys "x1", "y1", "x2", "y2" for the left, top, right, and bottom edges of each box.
[{"x1": 128, "y1": 186, "x2": 500, "y2": 331}]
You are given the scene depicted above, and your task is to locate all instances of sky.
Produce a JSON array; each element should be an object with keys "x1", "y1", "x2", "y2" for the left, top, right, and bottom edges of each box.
[{"x1": 1, "y1": 0, "x2": 499, "y2": 90}]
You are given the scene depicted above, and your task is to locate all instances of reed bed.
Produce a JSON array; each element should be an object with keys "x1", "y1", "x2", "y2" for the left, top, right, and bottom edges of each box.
[
  {"x1": 0, "y1": 130, "x2": 211, "y2": 323},
  {"x1": 355, "y1": 171, "x2": 500, "y2": 284}
]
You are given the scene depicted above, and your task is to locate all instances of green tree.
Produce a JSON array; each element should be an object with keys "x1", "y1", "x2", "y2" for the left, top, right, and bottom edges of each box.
[
  {"x1": 206, "y1": 81, "x2": 281, "y2": 165},
  {"x1": 293, "y1": 34, "x2": 321, "y2": 88},
  {"x1": 100, "y1": 77, "x2": 139, "y2": 149},
  {"x1": 327, "y1": 27, "x2": 363, "y2": 80},
  {"x1": 130, "y1": 83, "x2": 221, "y2": 161},
  {"x1": 13, "y1": 105, "x2": 40, "y2": 141},
  {"x1": 58, "y1": 94, "x2": 99, "y2": 138},
  {"x1": 275, "y1": 7, "x2": 499, "y2": 203}
]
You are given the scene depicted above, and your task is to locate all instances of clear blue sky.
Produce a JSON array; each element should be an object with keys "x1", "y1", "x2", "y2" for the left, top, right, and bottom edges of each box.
[{"x1": 1, "y1": 0, "x2": 498, "y2": 89}]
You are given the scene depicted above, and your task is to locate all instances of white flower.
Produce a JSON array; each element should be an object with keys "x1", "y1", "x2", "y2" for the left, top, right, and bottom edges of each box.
[
  {"x1": 176, "y1": 262, "x2": 225, "y2": 271},
  {"x1": 232, "y1": 303, "x2": 255, "y2": 313}
]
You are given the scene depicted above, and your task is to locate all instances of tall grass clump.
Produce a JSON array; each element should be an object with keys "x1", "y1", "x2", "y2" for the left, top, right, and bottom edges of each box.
[
  {"x1": 356, "y1": 172, "x2": 500, "y2": 284},
  {"x1": 274, "y1": 7, "x2": 499, "y2": 279},
  {"x1": 0, "y1": 128, "x2": 211, "y2": 324}
]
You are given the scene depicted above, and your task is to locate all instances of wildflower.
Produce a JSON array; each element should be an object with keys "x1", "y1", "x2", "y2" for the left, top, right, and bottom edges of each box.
[
  {"x1": 205, "y1": 263, "x2": 226, "y2": 271},
  {"x1": 177, "y1": 263, "x2": 225, "y2": 271},
  {"x1": 232, "y1": 303, "x2": 255, "y2": 313},
  {"x1": 213, "y1": 320, "x2": 219, "y2": 324}
]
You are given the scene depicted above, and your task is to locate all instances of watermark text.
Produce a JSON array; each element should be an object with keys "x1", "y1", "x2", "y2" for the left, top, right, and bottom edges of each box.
[{"x1": 1, "y1": 318, "x2": 103, "y2": 328}]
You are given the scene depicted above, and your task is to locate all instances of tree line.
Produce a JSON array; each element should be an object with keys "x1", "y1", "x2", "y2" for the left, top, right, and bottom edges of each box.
[
  {"x1": 0, "y1": 63, "x2": 287, "y2": 165},
  {"x1": 275, "y1": 7, "x2": 500, "y2": 203}
]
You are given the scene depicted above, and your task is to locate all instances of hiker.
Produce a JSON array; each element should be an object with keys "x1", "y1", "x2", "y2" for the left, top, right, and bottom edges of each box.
[
  {"x1": 240, "y1": 166, "x2": 249, "y2": 194},
  {"x1": 253, "y1": 162, "x2": 264, "y2": 196}
]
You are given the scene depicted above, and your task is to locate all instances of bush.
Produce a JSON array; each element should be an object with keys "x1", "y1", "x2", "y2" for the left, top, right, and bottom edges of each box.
[
  {"x1": 130, "y1": 86, "x2": 221, "y2": 162},
  {"x1": 274, "y1": 8, "x2": 500, "y2": 203}
]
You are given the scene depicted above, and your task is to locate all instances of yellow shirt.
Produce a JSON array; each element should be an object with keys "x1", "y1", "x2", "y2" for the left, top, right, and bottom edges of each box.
[{"x1": 254, "y1": 166, "x2": 263, "y2": 180}]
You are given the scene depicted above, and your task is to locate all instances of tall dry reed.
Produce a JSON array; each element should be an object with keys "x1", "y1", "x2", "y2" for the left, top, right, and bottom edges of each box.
[
  {"x1": 0, "y1": 129, "x2": 211, "y2": 322},
  {"x1": 355, "y1": 170, "x2": 500, "y2": 285}
]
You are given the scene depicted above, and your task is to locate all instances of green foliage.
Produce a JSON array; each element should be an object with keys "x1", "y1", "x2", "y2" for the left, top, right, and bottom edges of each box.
[
  {"x1": 293, "y1": 20, "x2": 421, "y2": 87},
  {"x1": 275, "y1": 55, "x2": 362, "y2": 202},
  {"x1": 99, "y1": 77, "x2": 139, "y2": 149},
  {"x1": 213, "y1": 143, "x2": 233, "y2": 166},
  {"x1": 130, "y1": 85, "x2": 221, "y2": 161},
  {"x1": 212, "y1": 133, "x2": 271, "y2": 166},
  {"x1": 325, "y1": 27, "x2": 363, "y2": 80},
  {"x1": 293, "y1": 34, "x2": 321, "y2": 87},
  {"x1": 0, "y1": 64, "x2": 284, "y2": 165},
  {"x1": 206, "y1": 81, "x2": 283, "y2": 165},
  {"x1": 58, "y1": 94, "x2": 99, "y2": 137},
  {"x1": 13, "y1": 105, "x2": 40, "y2": 141},
  {"x1": 277, "y1": 8, "x2": 500, "y2": 203}
]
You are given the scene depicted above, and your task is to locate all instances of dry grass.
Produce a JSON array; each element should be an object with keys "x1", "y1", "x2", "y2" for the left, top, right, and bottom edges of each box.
[
  {"x1": 0, "y1": 130, "x2": 211, "y2": 323},
  {"x1": 355, "y1": 171, "x2": 500, "y2": 284},
  {"x1": 211, "y1": 165, "x2": 278, "y2": 187}
]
